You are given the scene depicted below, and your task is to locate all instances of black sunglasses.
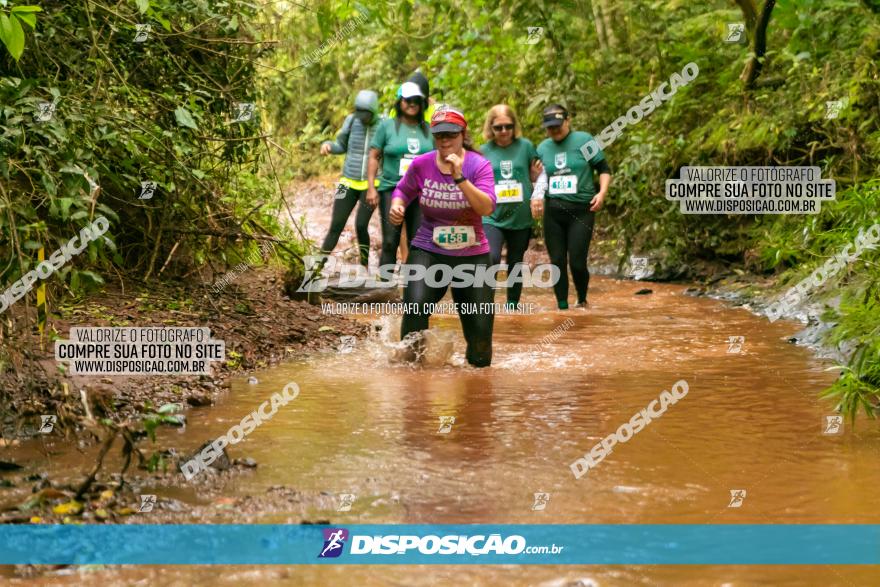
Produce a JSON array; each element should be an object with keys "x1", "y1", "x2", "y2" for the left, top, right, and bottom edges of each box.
[
  {"x1": 434, "y1": 132, "x2": 461, "y2": 140},
  {"x1": 492, "y1": 124, "x2": 514, "y2": 132}
]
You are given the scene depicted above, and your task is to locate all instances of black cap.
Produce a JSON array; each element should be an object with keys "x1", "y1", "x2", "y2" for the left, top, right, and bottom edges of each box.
[
  {"x1": 408, "y1": 71, "x2": 430, "y2": 100},
  {"x1": 541, "y1": 105, "x2": 569, "y2": 128}
]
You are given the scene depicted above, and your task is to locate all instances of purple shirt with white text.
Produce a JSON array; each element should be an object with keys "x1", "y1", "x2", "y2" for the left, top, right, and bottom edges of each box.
[{"x1": 392, "y1": 150, "x2": 496, "y2": 256}]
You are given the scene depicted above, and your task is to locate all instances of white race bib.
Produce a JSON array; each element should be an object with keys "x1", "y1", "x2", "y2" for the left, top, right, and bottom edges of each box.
[
  {"x1": 432, "y1": 226, "x2": 476, "y2": 250},
  {"x1": 549, "y1": 174, "x2": 577, "y2": 194},
  {"x1": 399, "y1": 155, "x2": 415, "y2": 176},
  {"x1": 495, "y1": 181, "x2": 524, "y2": 203}
]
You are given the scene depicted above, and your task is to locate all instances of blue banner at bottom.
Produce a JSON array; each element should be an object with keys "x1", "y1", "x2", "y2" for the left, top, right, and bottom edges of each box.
[{"x1": 0, "y1": 524, "x2": 878, "y2": 565}]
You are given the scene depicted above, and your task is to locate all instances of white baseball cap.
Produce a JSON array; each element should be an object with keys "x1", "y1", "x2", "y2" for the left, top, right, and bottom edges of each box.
[{"x1": 399, "y1": 81, "x2": 425, "y2": 99}]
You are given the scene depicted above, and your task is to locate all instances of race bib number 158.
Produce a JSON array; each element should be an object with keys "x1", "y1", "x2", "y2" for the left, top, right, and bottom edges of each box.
[{"x1": 433, "y1": 226, "x2": 476, "y2": 250}]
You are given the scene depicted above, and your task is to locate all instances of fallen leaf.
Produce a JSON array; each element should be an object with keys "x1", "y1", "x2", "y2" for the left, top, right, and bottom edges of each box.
[
  {"x1": 53, "y1": 500, "x2": 83, "y2": 515},
  {"x1": 18, "y1": 488, "x2": 70, "y2": 511}
]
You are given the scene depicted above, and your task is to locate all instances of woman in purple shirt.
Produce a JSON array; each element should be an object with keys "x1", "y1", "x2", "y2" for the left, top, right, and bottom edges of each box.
[{"x1": 389, "y1": 106, "x2": 497, "y2": 367}]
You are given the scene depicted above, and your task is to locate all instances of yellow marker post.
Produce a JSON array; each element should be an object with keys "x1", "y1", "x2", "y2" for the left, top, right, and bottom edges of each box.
[{"x1": 36, "y1": 246, "x2": 47, "y2": 349}]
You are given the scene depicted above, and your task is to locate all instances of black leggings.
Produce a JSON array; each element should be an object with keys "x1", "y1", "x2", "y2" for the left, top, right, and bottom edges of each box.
[
  {"x1": 543, "y1": 198, "x2": 595, "y2": 304},
  {"x1": 484, "y1": 224, "x2": 531, "y2": 305},
  {"x1": 401, "y1": 247, "x2": 495, "y2": 368},
  {"x1": 379, "y1": 189, "x2": 421, "y2": 267},
  {"x1": 320, "y1": 186, "x2": 374, "y2": 266}
]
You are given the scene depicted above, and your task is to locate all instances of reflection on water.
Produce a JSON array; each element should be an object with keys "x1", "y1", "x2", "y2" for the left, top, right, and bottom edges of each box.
[{"x1": 3, "y1": 277, "x2": 880, "y2": 585}]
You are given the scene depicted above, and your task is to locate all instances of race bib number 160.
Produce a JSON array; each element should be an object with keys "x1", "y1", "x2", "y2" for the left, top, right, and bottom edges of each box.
[{"x1": 549, "y1": 174, "x2": 577, "y2": 194}]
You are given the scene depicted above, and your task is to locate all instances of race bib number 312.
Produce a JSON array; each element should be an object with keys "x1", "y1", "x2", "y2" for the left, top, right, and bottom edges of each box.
[
  {"x1": 399, "y1": 156, "x2": 415, "y2": 176},
  {"x1": 433, "y1": 226, "x2": 476, "y2": 250},
  {"x1": 495, "y1": 181, "x2": 524, "y2": 203}
]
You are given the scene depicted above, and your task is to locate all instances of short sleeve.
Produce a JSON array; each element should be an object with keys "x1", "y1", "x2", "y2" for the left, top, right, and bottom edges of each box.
[
  {"x1": 584, "y1": 133, "x2": 606, "y2": 166},
  {"x1": 391, "y1": 158, "x2": 420, "y2": 206},
  {"x1": 536, "y1": 139, "x2": 547, "y2": 162},
  {"x1": 470, "y1": 157, "x2": 497, "y2": 213},
  {"x1": 370, "y1": 120, "x2": 387, "y2": 151},
  {"x1": 527, "y1": 139, "x2": 539, "y2": 161}
]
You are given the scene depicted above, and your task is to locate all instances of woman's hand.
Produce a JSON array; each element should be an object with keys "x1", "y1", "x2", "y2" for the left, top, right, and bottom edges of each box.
[
  {"x1": 366, "y1": 187, "x2": 379, "y2": 208},
  {"x1": 590, "y1": 191, "x2": 606, "y2": 212},
  {"x1": 320, "y1": 143, "x2": 332, "y2": 156},
  {"x1": 529, "y1": 159, "x2": 543, "y2": 182},
  {"x1": 445, "y1": 153, "x2": 463, "y2": 179},
  {"x1": 389, "y1": 199, "x2": 406, "y2": 225},
  {"x1": 531, "y1": 199, "x2": 544, "y2": 219}
]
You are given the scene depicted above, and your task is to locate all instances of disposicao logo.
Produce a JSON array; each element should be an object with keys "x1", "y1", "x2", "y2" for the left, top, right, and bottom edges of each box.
[
  {"x1": 319, "y1": 528, "x2": 349, "y2": 558},
  {"x1": 314, "y1": 530, "x2": 565, "y2": 559}
]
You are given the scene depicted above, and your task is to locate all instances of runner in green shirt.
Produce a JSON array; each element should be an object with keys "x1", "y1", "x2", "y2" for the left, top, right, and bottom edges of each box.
[
  {"x1": 387, "y1": 71, "x2": 437, "y2": 123},
  {"x1": 534, "y1": 104, "x2": 612, "y2": 310},
  {"x1": 479, "y1": 104, "x2": 543, "y2": 307},
  {"x1": 367, "y1": 81, "x2": 435, "y2": 268}
]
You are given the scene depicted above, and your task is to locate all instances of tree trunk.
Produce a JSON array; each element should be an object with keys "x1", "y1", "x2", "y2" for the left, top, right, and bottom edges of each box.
[
  {"x1": 598, "y1": 0, "x2": 619, "y2": 49},
  {"x1": 590, "y1": 0, "x2": 609, "y2": 50},
  {"x1": 734, "y1": 0, "x2": 758, "y2": 32},
  {"x1": 613, "y1": 3, "x2": 629, "y2": 50},
  {"x1": 741, "y1": 0, "x2": 776, "y2": 88}
]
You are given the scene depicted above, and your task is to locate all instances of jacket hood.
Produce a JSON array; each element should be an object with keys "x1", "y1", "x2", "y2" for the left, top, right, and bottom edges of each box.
[
  {"x1": 407, "y1": 71, "x2": 429, "y2": 99},
  {"x1": 354, "y1": 90, "x2": 379, "y2": 115}
]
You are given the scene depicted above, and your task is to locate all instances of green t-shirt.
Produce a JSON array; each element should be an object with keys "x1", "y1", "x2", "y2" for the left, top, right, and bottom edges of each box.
[
  {"x1": 536, "y1": 130, "x2": 606, "y2": 203},
  {"x1": 370, "y1": 118, "x2": 435, "y2": 192},
  {"x1": 480, "y1": 138, "x2": 538, "y2": 230}
]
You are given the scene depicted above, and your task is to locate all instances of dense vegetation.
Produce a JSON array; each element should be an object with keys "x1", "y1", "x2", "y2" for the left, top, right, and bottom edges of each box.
[
  {"x1": 2, "y1": 0, "x2": 879, "y2": 417},
  {"x1": 0, "y1": 0, "x2": 305, "y2": 304}
]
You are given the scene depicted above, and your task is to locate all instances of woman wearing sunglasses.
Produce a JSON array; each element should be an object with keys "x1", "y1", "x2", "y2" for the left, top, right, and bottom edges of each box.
[
  {"x1": 479, "y1": 105, "x2": 543, "y2": 308},
  {"x1": 389, "y1": 106, "x2": 497, "y2": 367},
  {"x1": 533, "y1": 104, "x2": 611, "y2": 310},
  {"x1": 367, "y1": 82, "x2": 435, "y2": 270}
]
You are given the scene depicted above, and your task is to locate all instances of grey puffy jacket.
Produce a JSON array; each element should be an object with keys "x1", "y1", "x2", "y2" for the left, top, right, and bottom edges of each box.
[{"x1": 322, "y1": 90, "x2": 380, "y2": 182}]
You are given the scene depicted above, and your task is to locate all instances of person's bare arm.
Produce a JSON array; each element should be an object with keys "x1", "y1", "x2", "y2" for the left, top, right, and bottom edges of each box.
[
  {"x1": 366, "y1": 148, "x2": 381, "y2": 207},
  {"x1": 456, "y1": 176, "x2": 494, "y2": 216},
  {"x1": 590, "y1": 173, "x2": 611, "y2": 212},
  {"x1": 446, "y1": 153, "x2": 493, "y2": 216},
  {"x1": 530, "y1": 170, "x2": 547, "y2": 218}
]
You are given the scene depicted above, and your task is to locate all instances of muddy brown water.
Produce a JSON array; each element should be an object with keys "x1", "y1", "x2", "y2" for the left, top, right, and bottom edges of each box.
[
  {"x1": 4, "y1": 186, "x2": 880, "y2": 584},
  {"x1": 2, "y1": 276, "x2": 880, "y2": 585}
]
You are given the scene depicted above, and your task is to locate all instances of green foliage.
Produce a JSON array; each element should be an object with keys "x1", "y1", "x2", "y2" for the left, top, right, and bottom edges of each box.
[
  {"x1": 0, "y1": 4, "x2": 41, "y2": 61},
  {"x1": 820, "y1": 258, "x2": 880, "y2": 420},
  {"x1": 2, "y1": 1, "x2": 878, "y2": 417},
  {"x1": 141, "y1": 402, "x2": 183, "y2": 442},
  {"x1": 273, "y1": 0, "x2": 880, "y2": 416},
  {"x1": 1, "y1": 0, "x2": 304, "y2": 307},
  {"x1": 143, "y1": 451, "x2": 167, "y2": 473}
]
